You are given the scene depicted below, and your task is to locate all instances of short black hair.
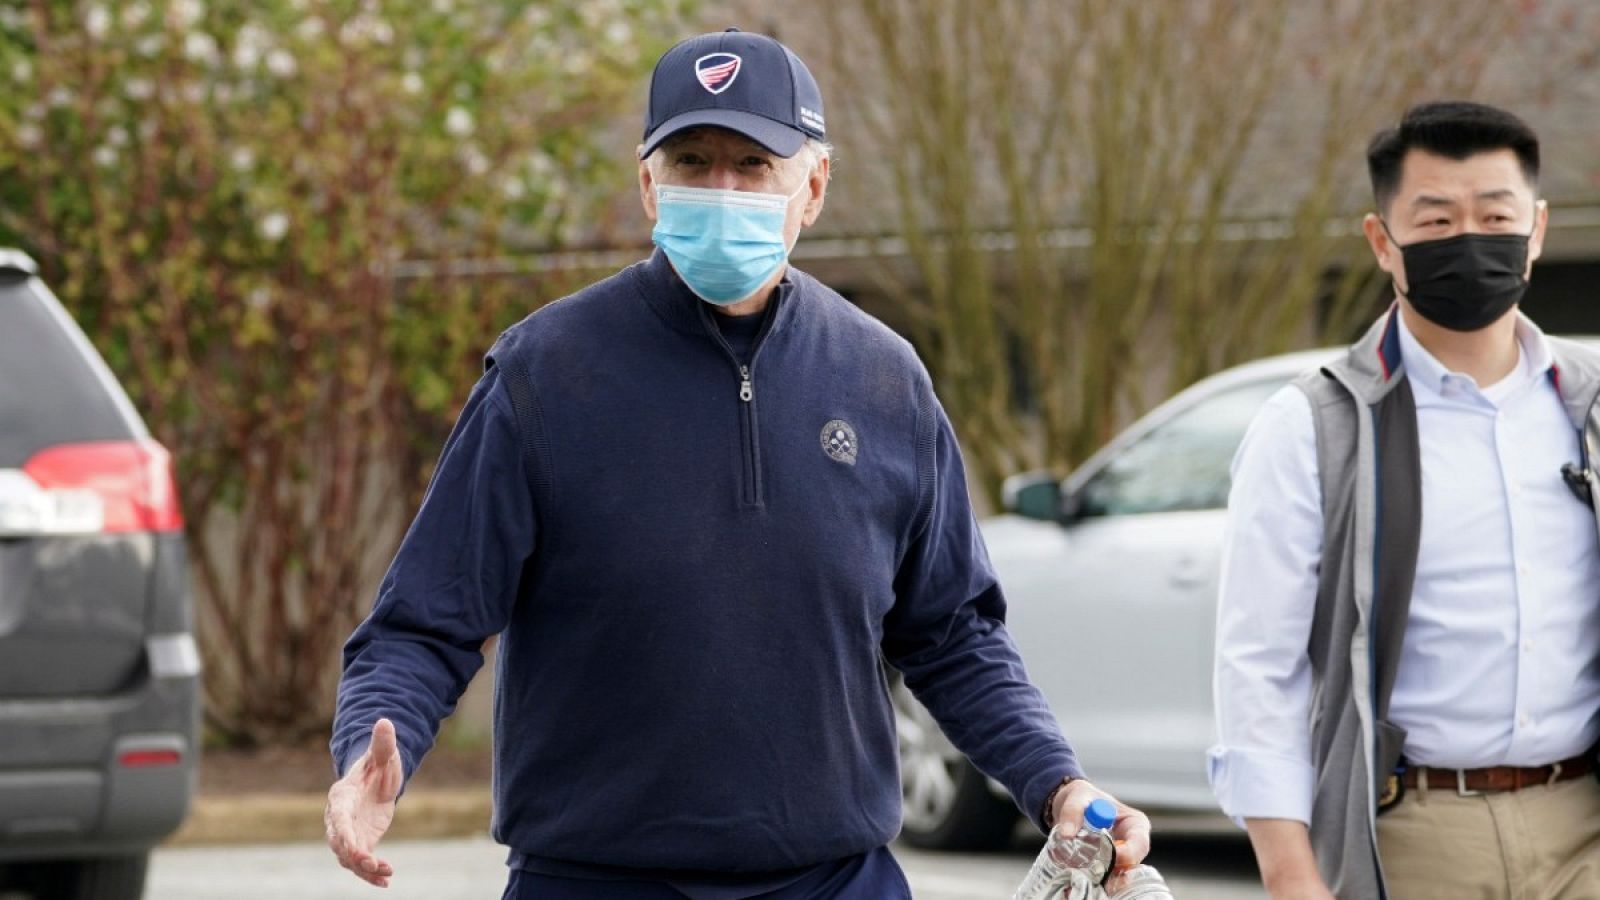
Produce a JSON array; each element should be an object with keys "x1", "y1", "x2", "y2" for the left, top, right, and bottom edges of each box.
[{"x1": 1366, "y1": 101, "x2": 1540, "y2": 215}]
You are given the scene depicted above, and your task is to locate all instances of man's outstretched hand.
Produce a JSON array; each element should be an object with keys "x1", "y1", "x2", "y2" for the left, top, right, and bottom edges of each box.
[{"x1": 325, "y1": 718, "x2": 403, "y2": 887}]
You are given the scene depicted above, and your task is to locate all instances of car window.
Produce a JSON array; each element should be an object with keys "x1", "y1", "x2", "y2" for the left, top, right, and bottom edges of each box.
[
  {"x1": 0, "y1": 275, "x2": 133, "y2": 465},
  {"x1": 1077, "y1": 377, "x2": 1287, "y2": 517}
]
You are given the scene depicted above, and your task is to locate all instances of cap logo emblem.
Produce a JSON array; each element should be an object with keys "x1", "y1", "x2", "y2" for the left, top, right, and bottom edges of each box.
[{"x1": 695, "y1": 53, "x2": 742, "y2": 95}]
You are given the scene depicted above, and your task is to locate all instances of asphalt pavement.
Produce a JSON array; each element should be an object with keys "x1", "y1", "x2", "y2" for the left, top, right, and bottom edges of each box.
[{"x1": 146, "y1": 833, "x2": 1266, "y2": 899}]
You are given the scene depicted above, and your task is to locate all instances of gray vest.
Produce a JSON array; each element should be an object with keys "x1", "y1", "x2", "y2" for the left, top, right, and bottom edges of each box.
[{"x1": 1292, "y1": 310, "x2": 1600, "y2": 899}]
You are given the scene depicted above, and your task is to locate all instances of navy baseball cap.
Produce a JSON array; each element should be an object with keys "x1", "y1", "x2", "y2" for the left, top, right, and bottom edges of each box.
[{"x1": 641, "y1": 28, "x2": 826, "y2": 160}]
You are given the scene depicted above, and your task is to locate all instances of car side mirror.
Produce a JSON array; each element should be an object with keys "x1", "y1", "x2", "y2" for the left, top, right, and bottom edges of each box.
[
  {"x1": 1057, "y1": 485, "x2": 1085, "y2": 523},
  {"x1": 1001, "y1": 471, "x2": 1062, "y2": 521}
]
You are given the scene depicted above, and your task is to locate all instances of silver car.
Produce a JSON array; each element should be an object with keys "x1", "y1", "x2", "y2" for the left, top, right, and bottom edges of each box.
[{"x1": 896, "y1": 348, "x2": 1336, "y2": 849}]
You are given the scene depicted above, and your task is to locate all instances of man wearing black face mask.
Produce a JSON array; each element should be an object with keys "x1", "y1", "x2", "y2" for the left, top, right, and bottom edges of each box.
[{"x1": 1210, "y1": 101, "x2": 1600, "y2": 900}]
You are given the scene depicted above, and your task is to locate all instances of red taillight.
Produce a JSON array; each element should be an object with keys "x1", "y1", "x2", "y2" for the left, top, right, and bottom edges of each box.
[
  {"x1": 118, "y1": 749, "x2": 183, "y2": 768},
  {"x1": 23, "y1": 440, "x2": 184, "y2": 533}
]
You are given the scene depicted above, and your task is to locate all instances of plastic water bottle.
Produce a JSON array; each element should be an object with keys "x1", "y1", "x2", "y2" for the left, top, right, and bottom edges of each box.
[
  {"x1": 1012, "y1": 797, "x2": 1118, "y2": 900},
  {"x1": 1103, "y1": 864, "x2": 1176, "y2": 899},
  {"x1": 1047, "y1": 867, "x2": 1095, "y2": 900}
]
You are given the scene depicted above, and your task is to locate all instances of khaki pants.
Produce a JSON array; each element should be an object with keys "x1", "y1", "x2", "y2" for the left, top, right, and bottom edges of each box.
[{"x1": 1375, "y1": 772, "x2": 1600, "y2": 900}]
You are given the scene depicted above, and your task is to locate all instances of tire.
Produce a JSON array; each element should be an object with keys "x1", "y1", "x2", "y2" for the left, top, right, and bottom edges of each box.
[
  {"x1": 3, "y1": 854, "x2": 149, "y2": 900},
  {"x1": 891, "y1": 677, "x2": 1020, "y2": 850}
]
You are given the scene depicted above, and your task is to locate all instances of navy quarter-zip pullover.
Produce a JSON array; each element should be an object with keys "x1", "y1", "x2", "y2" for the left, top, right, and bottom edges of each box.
[{"x1": 332, "y1": 251, "x2": 1082, "y2": 874}]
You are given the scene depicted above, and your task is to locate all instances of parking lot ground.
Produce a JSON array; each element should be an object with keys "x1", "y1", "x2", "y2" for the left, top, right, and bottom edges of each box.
[{"x1": 145, "y1": 832, "x2": 1265, "y2": 899}]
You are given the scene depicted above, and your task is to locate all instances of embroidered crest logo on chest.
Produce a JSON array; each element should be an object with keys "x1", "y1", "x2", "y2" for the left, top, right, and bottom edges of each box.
[{"x1": 820, "y1": 419, "x2": 858, "y2": 466}]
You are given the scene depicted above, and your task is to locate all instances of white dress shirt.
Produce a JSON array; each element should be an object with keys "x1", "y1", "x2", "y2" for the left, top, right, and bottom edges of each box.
[{"x1": 1208, "y1": 312, "x2": 1600, "y2": 824}]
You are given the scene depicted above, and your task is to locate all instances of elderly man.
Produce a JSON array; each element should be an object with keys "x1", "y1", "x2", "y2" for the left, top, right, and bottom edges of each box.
[
  {"x1": 1211, "y1": 101, "x2": 1600, "y2": 899},
  {"x1": 324, "y1": 28, "x2": 1150, "y2": 898}
]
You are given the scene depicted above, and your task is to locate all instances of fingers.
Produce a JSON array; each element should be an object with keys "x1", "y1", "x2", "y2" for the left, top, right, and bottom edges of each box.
[
  {"x1": 325, "y1": 784, "x2": 396, "y2": 887},
  {"x1": 1050, "y1": 777, "x2": 1099, "y2": 833},
  {"x1": 370, "y1": 717, "x2": 398, "y2": 766},
  {"x1": 324, "y1": 718, "x2": 404, "y2": 885},
  {"x1": 346, "y1": 849, "x2": 394, "y2": 888},
  {"x1": 1050, "y1": 779, "x2": 1154, "y2": 868},
  {"x1": 326, "y1": 808, "x2": 395, "y2": 886},
  {"x1": 365, "y1": 718, "x2": 404, "y2": 801},
  {"x1": 1110, "y1": 806, "x2": 1153, "y2": 869}
]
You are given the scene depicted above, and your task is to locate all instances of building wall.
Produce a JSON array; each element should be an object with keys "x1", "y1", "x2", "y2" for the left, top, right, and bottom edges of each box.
[{"x1": 1523, "y1": 259, "x2": 1600, "y2": 335}]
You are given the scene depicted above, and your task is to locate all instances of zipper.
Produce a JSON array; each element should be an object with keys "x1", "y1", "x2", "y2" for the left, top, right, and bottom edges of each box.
[
  {"x1": 699, "y1": 303, "x2": 773, "y2": 507},
  {"x1": 738, "y1": 365, "x2": 760, "y2": 505},
  {"x1": 736, "y1": 373, "x2": 761, "y2": 506}
]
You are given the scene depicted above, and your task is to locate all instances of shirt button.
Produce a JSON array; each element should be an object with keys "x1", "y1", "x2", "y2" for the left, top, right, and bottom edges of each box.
[
  {"x1": 1518, "y1": 714, "x2": 1531, "y2": 728},
  {"x1": 1518, "y1": 564, "x2": 1530, "y2": 577},
  {"x1": 1523, "y1": 639, "x2": 1534, "y2": 653}
]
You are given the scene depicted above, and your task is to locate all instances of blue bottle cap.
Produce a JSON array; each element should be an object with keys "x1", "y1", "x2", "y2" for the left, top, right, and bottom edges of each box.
[{"x1": 1084, "y1": 798, "x2": 1117, "y2": 830}]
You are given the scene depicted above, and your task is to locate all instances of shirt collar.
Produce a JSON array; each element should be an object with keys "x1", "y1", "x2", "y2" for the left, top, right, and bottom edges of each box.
[
  {"x1": 637, "y1": 248, "x2": 797, "y2": 339},
  {"x1": 1394, "y1": 310, "x2": 1554, "y2": 401}
]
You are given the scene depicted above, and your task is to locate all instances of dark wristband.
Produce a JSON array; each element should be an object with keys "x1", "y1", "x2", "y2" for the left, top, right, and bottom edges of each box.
[{"x1": 1040, "y1": 775, "x2": 1080, "y2": 831}]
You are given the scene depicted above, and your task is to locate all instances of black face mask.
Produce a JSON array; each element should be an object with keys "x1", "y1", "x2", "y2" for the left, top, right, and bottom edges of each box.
[{"x1": 1383, "y1": 225, "x2": 1531, "y2": 332}]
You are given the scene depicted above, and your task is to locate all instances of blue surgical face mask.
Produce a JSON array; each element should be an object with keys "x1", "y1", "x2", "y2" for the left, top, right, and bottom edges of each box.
[{"x1": 651, "y1": 180, "x2": 806, "y2": 305}]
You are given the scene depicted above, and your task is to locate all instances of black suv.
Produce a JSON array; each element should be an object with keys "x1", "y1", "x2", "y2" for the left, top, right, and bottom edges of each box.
[{"x1": 0, "y1": 249, "x2": 198, "y2": 900}]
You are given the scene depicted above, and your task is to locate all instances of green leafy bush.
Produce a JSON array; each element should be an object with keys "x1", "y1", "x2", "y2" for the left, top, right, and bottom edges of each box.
[{"x1": 0, "y1": 0, "x2": 691, "y2": 744}]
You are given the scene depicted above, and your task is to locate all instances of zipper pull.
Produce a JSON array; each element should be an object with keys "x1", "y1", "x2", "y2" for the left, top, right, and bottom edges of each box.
[{"x1": 739, "y1": 366, "x2": 753, "y2": 402}]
